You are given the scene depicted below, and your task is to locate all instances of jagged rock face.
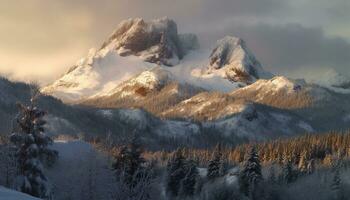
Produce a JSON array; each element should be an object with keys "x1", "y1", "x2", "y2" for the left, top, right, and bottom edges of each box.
[
  {"x1": 100, "y1": 17, "x2": 198, "y2": 66},
  {"x1": 207, "y1": 36, "x2": 272, "y2": 84}
]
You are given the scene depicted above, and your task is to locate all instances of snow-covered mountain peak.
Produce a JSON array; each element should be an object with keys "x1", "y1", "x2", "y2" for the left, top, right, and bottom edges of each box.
[
  {"x1": 206, "y1": 36, "x2": 272, "y2": 84},
  {"x1": 42, "y1": 18, "x2": 273, "y2": 103}
]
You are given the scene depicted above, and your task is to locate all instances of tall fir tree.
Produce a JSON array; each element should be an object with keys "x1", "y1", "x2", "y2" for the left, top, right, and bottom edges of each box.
[
  {"x1": 239, "y1": 146, "x2": 263, "y2": 197},
  {"x1": 280, "y1": 159, "x2": 294, "y2": 184},
  {"x1": 166, "y1": 148, "x2": 187, "y2": 197},
  {"x1": 10, "y1": 99, "x2": 58, "y2": 199},
  {"x1": 267, "y1": 165, "x2": 277, "y2": 184},
  {"x1": 112, "y1": 137, "x2": 145, "y2": 187},
  {"x1": 179, "y1": 160, "x2": 198, "y2": 197},
  {"x1": 330, "y1": 164, "x2": 343, "y2": 200},
  {"x1": 207, "y1": 144, "x2": 223, "y2": 180}
]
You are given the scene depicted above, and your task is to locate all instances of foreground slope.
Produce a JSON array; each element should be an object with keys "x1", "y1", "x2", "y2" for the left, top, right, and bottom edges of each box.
[{"x1": 0, "y1": 187, "x2": 40, "y2": 200}]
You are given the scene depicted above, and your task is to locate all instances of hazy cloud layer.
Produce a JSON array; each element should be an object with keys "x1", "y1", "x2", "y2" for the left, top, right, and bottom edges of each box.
[{"x1": 0, "y1": 0, "x2": 349, "y2": 83}]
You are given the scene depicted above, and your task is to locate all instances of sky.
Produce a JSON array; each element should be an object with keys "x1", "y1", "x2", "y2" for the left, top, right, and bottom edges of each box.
[{"x1": 0, "y1": 0, "x2": 349, "y2": 84}]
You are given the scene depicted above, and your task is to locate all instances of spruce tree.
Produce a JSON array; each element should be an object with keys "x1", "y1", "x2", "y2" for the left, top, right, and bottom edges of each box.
[
  {"x1": 10, "y1": 101, "x2": 58, "y2": 199},
  {"x1": 281, "y1": 159, "x2": 294, "y2": 184},
  {"x1": 268, "y1": 165, "x2": 277, "y2": 184},
  {"x1": 207, "y1": 144, "x2": 223, "y2": 180},
  {"x1": 179, "y1": 160, "x2": 198, "y2": 197},
  {"x1": 239, "y1": 146, "x2": 263, "y2": 197},
  {"x1": 307, "y1": 159, "x2": 315, "y2": 174},
  {"x1": 113, "y1": 137, "x2": 145, "y2": 187},
  {"x1": 166, "y1": 148, "x2": 187, "y2": 197},
  {"x1": 331, "y1": 164, "x2": 343, "y2": 200}
]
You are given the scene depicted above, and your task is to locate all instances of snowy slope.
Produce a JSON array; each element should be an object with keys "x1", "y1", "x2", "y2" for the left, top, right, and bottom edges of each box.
[
  {"x1": 230, "y1": 76, "x2": 316, "y2": 109},
  {"x1": 162, "y1": 76, "x2": 314, "y2": 119},
  {"x1": 47, "y1": 140, "x2": 115, "y2": 200},
  {"x1": 0, "y1": 187, "x2": 41, "y2": 200},
  {"x1": 205, "y1": 104, "x2": 314, "y2": 139},
  {"x1": 161, "y1": 92, "x2": 246, "y2": 120},
  {"x1": 81, "y1": 67, "x2": 205, "y2": 114},
  {"x1": 41, "y1": 51, "x2": 155, "y2": 102},
  {"x1": 161, "y1": 91, "x2": 314, "y2": 139},
  {"x1": 89, "y1": 66, "x2": 175, "y2": 99}
]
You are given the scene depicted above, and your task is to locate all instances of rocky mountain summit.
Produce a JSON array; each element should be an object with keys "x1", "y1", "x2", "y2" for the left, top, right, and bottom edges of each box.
[
  {"x1": 100, "y1": 17, "x2": 199, "y2": 66},
  {"x1": 205, "y1": 36, "x2": 272, "y2": 84}
]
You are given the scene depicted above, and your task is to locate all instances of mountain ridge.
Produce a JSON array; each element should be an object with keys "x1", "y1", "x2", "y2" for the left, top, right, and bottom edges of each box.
[{"x1": 41, "y1": 17, "x2": 272, "y2": 103}]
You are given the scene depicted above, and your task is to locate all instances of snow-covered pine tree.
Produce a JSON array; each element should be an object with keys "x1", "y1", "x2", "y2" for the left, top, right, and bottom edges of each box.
[
  {"x1": 166, "y1": 148, "x2": 187, "y2": 197},
  {"x1": 281, "y1": 159, "x2": 294, "y2": 184},
  {"x1": 179, "y1": 160, "x2": 198, "y2": 197},
  {"x1": 207, "y1": 144, "x2": 223, "y2": 180},
  {"x1": 10, "y1": 100, "x2": 58, "y2": 199},
  {"x1": 267, "y1": 165, "x2": 277, "y2": 184},
  {"x1": 330, "y1": 163, "x2": 343, "y2": 200},
  {"x1": 239, "y1": 146, "x2": 263, "y2": 197},
  {"x1": 112, "y1": 137, "x2": 145, "y2": 188},
  {"x1": 113, "y1": 168, "x2": 153, "y2": 200}
]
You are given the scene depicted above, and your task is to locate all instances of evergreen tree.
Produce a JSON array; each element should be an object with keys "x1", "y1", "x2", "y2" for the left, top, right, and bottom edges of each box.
[
  {"x1": 281, "y1": 159, "x2": 294, "y2": 184},
  {"x1": 330, "y1": 164, "x2": 343, "y2": 200},
  {"x1": 10, "y1": 101, "x2": 58, "y2": 199},
  {"x1": 112, "y1": 137, "x2": 145, "y2": 187},
  {"x1": 298, "y1": 151, "x2": 308, "y2": 174},
  {"x1": 207, "y1": 144, "x2": 223, "y2": 180},
  {"x1": 179, "y1": 160, "x2": 198, "y2": 197},
  {"x1": 166, "y1": 148, "x2": 187, "y2": 197},
  {"x1": 239, "y1": 146, "x2": 263, "y2": 197},
  {"x1": 267, "y1": 165, "x2": 277, "y2": 184},
  {"x1": 307, "y1": 159, "x2": 315, "y2": 174}
]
